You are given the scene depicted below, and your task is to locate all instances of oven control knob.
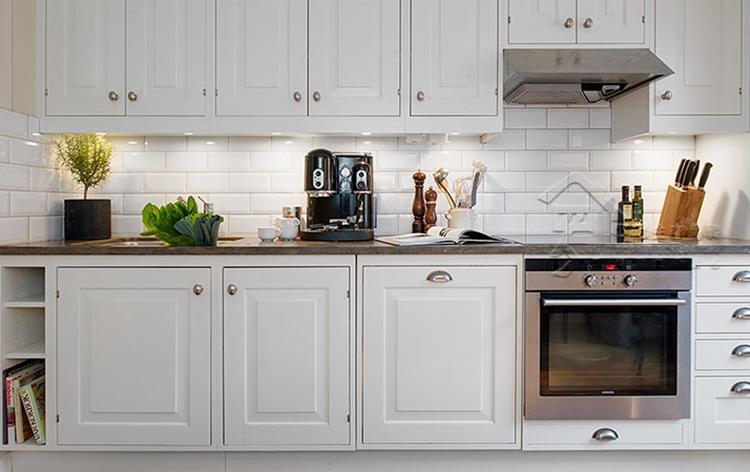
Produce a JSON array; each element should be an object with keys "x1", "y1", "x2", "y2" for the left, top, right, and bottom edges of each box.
[
  {"x1": 584, "y1": 274, "x2": 598, "y2": 287},
  {"x1": 623, "y1": 274, "x2": 637, "y2": 287}
]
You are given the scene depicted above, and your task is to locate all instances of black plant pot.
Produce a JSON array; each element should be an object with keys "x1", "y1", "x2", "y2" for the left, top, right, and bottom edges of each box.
[{"x1": 64, "y1": 199, "x2": 112, "y2": 241}]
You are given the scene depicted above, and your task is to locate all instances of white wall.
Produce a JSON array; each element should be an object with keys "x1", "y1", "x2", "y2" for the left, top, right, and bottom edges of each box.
[{"x1": 695, "y1": 133, "x2": 750, "y2": 240}]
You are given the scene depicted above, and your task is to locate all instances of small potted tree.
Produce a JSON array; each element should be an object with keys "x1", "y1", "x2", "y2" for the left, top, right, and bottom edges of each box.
[{"x1": 55, "y1": 134, "x2": 113, "y2": 240}]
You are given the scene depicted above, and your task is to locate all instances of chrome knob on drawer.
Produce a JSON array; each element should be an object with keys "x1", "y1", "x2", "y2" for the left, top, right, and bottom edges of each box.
[
  {"x1": 564, "y1": 17, "x2": 575, "y2": 29},
  {"x1": 732, "y1": 307, "x2": 750, "y2": 320},
  {"x1": 731, "y1": 381, "x2": 750, "y2": 394},
  {"x1": 192, "y1": 284, "x2": 204, "y2": 296},
  {"x1": 592, "y1": 428, "x2": 619, "y2": 442},
  {"x1": 227, "y1": 284, "x2": 238, "y2": 296},
  {"x1": 732, "y1": 345, "x2": 750, "y2": 358},
  {"x1": 426, "y1": 270, "x2": 453, "y2": 283},
  {"x1": 732, "y1": 270, "x2": 750, "y2": 283}
]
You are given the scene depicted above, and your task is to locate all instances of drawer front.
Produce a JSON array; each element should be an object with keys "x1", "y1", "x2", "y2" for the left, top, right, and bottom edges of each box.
[
  {"x1": 523, "y1": 420, "x2": 685, "y2": 449},
  {"x1": 695, "y1": 377, "x2": 750, "y2": 445},
  {"x1": 696, "y1": 303, "x2": 750, "y2": 334},
  {"x1": 696, "y1": 340, "x2": 750, "y2": 371},
  {"x1": 697, "y1": 266, "x2": 750, "y2": 297}
]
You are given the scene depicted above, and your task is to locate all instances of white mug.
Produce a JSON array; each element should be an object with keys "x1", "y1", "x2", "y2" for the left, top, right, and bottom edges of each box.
[
  {"x1": 257, "y1": 226, "x2": 277, "y2": 242},
  {"x1": 273, "y1": 217, "x2": 300, "y2": 241},
  {"x1": 445, "y1": 208, "x2": 477, "y2": 229}
]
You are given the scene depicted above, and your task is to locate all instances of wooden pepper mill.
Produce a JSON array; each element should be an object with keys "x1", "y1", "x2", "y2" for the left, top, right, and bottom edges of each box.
[
  {"x1": 411, "y1": 170, "x2": 426, "y2": 233},
  {"x1": 424, "y1": 186, "x2": 438, "y2": 231}
]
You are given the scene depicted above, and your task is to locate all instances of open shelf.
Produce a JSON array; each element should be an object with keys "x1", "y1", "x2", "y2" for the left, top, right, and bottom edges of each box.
[
  {"x1": 4, "y1": 293, "x2": 45, "y2": 309},
  {"x1": 6, "y1": 340, "x2": 45, "y2": 359}
]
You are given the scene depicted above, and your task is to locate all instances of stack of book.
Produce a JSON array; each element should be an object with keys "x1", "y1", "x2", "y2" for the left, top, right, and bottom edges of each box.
[{"x1": 3, "y1": 360, "x2": 45, "y2": 446}]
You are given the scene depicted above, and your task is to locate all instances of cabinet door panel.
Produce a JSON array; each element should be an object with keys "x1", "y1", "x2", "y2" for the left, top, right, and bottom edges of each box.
[
  {"x1": 125, "y1": 0, "x2": 206, "y2": 116},
  {"x1": 577, "y1": 0, "x2": 645, "y2": 44},
  {"x1": 57, "y1": 268, "x2": 211, "y2": 445},
  {"x1": 508, "y1": 0, "x2": 577, "y2": 44},
  {"x1": 655, "y1": 0, "x2": 742, "y2": 115},
  {"x1": 411, "y1": 0, "x2": 498, "y2": 116},
  {"x1": 224, "y1": 267, "x2": 351, "y2": 447},
  {"x1": 308, "y1": 0, "x2": 400, "y2": 116},
  {"x1": 45, "y1": 0, "x2": 125, "y2": 116},
  {"x1": 216, "y1": 0, "x2": 307, "y2": 116},
  {"x1": 362, "y1": 266, "x2": 516, "y2": 446},
  {"x1": 695, "y1": 377, "x2": 750, "y2": 445}
]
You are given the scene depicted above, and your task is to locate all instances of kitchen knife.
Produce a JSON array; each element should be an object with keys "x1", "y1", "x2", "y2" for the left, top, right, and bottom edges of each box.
[
  {"x1": 698, "y1": 162, "x2": 713, "y2": 189},
  {"x1": 689, "y1": 159, "x2": 700, "y2": 186},
  {"x1": 674, "y1": 158, "x2": 688, "y2": 186},
  {"x1": 682, "y1": 161, "x2": 697, "y2": 187}
]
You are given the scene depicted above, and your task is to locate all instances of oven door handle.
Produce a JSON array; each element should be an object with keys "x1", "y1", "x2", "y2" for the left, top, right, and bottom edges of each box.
[{"x1": 541, "y1": 298, "x2": 687, "y2": 307}]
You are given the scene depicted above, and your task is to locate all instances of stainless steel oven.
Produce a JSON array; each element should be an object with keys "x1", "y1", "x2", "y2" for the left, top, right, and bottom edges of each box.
[{"x1": 525, "y1": 258, "x2": 692, "y2": 420}]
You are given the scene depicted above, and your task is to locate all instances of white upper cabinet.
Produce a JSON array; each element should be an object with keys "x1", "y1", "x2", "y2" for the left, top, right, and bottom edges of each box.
[
  {"x1": 362, "y1": 266, "x2": 517, "y2": 448},
  {"x1": 308, "y1": 0, "x2": 401, "y2": 116},
  {"x1": 655, "y1": 0, "x2": 742, "y2": 116},
  {"x1": 224, "y1": 267, "x2": 352, "y2": 448},
  {"x1": 576, "y1": 0, "x2": 645, "y2": 44},
  {"x1": 508, "y1": 0, "x2": 577, "y2": 44},
  {"x1": 411, "y1": 0, "x2": 499, "y2": 116},
  {"x1": 57, "y1": 268, "x2": 211, "y2": 446},
  {"x1": 125, "y1": 0, "x2": 207, "y2": 116},
  {"x1": 46, "y1": 0, "x2": 125, "y2": 116},
  {"x1": 216, "y1": 0, "x2": 308, "y2": 116}
]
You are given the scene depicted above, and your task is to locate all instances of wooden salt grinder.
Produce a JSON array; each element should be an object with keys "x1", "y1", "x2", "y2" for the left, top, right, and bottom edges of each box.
[
  {"x1": 424, "y1": 186, "x2": 438, "y2": 230},
  {"x1": 412, "y1": 170, "x2": 426, "y2": 233}
]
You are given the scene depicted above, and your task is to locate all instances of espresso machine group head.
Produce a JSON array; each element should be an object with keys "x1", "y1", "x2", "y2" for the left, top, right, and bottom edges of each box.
[{"x1": 301, "y1": 148, "x2": 376, "y2": 242}]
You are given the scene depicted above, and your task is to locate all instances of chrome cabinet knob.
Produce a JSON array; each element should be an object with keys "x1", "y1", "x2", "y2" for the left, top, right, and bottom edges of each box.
[
  {"x1": 108, "y1": 91, "x2": 120, "y2": 102},
  {"x1": 584, "y1": 274, "x2": 598, "y2": 287},
  {"x1": 127, "y1": 91, "x2": 139, "y2": 102},
  {"x1": 592, "y1": 428, "x2": 619, "y2": 442},
  {"x1": 660, "y1": 90, "x2": 673, "y2": 101},
  {"x1": 731, "y1": 381, "x2": 750, "y2": 394},
  {"x1": 732, "y1": 307, "x2": 750, "y2": 320},
  {"x1": 312, "y1": 91, "x2": 321, "y2": 102},
  {"x1": 732, "y1": 270, "x2": 750, "y2": 283},
  {"x1": 564, "y1": 17, "x2": 575, "y2": 29},
  {"x1": 192, "y1": 284, "x2": 204, "y2": 296},
  {"x1": 293, "y1": 91, "x2": 302, "y2": 102},
  {"x1": 227, "y1": 284, "x2": 238, "y2": 296},
  {"x1": 623, "y1": 274, "x2": 637, "y2": 287},
  {"x1": 416, "y1": 90, "x2": 425, "y2": 102},
  {"x1": 583, "y1": 17, "x2": 594, "y2": 28},
  {"x1": 426, "y1": 270, "x2": 453, "y2": 283},
  {"x1": 732, "y1": 345, "x2": 750, "y2": 358}
]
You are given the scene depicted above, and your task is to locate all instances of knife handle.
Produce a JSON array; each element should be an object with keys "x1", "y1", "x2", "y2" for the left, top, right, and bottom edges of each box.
[
  {"x1": 698, "y1": 162, "x2": 713, "y2": 189},
  {"x1": 675, "y1": 158, "x2": 688, "y2": 186}
]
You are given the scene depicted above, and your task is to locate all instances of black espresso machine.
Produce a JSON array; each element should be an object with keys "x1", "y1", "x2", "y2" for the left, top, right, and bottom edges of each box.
[{"x1": 301, "y1": 148, "x2": 376, "y2": 242}]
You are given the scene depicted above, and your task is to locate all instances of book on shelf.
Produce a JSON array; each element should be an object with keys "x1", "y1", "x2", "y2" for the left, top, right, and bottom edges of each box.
[
  {"x1": 376, "y1": 226, "x2": 518, "y2": 247},
  {"x1": 19, "y1": 376, "x2": 45, "y2": 445},
  {"x1": 3, "y1": 360, "x2": 43, "y2": 445}
]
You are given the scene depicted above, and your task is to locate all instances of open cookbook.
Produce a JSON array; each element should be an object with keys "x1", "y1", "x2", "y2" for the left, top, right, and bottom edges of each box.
[{"x1": 376, "y1": 226, "x2": 518, "y2": 246}]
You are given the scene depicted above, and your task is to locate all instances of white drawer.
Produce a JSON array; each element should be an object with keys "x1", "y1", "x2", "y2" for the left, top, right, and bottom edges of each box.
[
  {"x1": 695, "y1": 377, "x2": 750, "y2": 446},
  {"x1": 523, "y1": 420, "x2": 685, "y2": 450},
  {"x1": 695, "y1": 340, "x2": 750, "y2": 371},
  {"x1": 697, "y1": 266, "x2": 750, "y2": 297},
  {"x1": 696, "y1": 303, "x2": 750, "y2": 334}
]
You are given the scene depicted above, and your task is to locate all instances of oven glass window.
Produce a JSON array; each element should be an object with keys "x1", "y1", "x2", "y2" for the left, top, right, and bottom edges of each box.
[{"x1": 540, "y1": 298, "x2": 678, "y2": 396}]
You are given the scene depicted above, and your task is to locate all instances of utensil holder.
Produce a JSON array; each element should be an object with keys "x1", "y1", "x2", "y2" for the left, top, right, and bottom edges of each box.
[{"x1": 656, "y1": 186, "x2": 705, "y2": 239}]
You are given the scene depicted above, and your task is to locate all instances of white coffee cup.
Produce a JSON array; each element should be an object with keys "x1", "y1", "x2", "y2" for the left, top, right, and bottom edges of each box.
[
  {"x1": 273, "y1": 217, "x2": 300, "y2": 241},
  {"x1": 445, "y1": 208, "x2": 477, "y2": 229},
  {"x1": 257, "y1": 226, "x2": 277, "y2": 242}
]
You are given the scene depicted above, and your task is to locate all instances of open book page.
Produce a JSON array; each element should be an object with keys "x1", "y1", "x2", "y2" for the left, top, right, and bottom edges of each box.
[{"x1": 376, "y1": 227, "x2": 519, "y2": 246}]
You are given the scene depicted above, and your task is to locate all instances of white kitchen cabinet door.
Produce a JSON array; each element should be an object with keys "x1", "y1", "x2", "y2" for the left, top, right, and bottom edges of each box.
[
  {"x1": 216, "y1": 0, "x2": 307, "y2": 116},
  {"x1": 125, "y1": 0, "x2": 206, "y2": 116},
  {"x1": 577, "y1": 0, "x2": 645, "y2": 44},
  {"x1": 694, "y1": 377, "x2": 750, "y2": 445},
  {"x1": 57, "y1": 268, "x2": 211, "y2": 446},
  {"x1": 655, "y1": 0, "x2": 742, "y2": 116},
  {"x1": 508, "y1": 0, "x2": 577, "y2": 44},
  {"x1": 224, "y1": 267, "x2": 351, "y2": 447},
  {"x1": 45, "y1": 0, "x2": 125, "y2": 116},
  {"x1": 308, "y1": 0, "x2": 400, "y2": 116},
  {"x1": 411, "y1": 0, "x2": 499, "y2": 116},
  {"x1": 362, "y1": 266, "x2": 516, "y2": 447}
]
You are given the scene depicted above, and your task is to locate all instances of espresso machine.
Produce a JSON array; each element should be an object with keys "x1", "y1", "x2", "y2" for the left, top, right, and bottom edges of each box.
[{"x1": 301, "y1": 148, "x2": 376, "y2": 241}]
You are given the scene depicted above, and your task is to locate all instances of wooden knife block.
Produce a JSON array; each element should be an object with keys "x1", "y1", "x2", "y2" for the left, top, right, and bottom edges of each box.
[{"x1": 656, "y1": 185, "x2": 705, "y2": 239}]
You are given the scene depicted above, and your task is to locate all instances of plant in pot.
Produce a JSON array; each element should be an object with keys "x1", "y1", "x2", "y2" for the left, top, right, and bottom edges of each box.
[{"x1": 55, "y1": 134, "x2": 113, "y2": 240}]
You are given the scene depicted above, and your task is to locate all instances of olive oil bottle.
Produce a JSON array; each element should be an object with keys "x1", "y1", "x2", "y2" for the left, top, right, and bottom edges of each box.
[{"x1": 616, "y1": 186, "x2": 632, "y2": 242}]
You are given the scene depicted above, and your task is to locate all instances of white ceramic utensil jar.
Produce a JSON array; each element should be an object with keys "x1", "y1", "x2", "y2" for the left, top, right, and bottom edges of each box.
[
  {"x1": 273, "y1": 217, "x2": 300, "y2": 240},
  {"x1": 445, "y1": 208, "x2": 477, "y2": 229}
]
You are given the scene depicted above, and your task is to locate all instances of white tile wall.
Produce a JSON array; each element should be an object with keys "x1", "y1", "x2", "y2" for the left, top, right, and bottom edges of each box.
[{"x1": 0, "y1": 106, "x2": 699, "y2": 243}]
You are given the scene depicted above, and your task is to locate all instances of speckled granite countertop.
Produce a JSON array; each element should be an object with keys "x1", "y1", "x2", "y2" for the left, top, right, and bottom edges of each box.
[{"x1": 1, "y1": 235, "x2": 749, "y2": 256}]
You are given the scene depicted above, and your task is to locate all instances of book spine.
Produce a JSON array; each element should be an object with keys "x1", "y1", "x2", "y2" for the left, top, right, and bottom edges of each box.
[
  {"x1": 6, "y1": 377, "x2": 14, "y2": 445},
  {"x1": 18, "y1": 385, "x2": 41, "y2": 445}
]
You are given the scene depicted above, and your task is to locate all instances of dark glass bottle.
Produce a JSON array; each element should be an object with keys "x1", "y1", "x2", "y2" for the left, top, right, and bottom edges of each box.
[{"x1": 616, "y1": 186, "x2": 632, "y2": 242}]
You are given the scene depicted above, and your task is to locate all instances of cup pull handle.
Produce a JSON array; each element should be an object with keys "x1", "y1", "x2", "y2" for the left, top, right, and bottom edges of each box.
[
  {"x1": 732, "y1": 345, "x2": 750, "y2": 358},
  {"x1": 426, "y1": 270, "x2": 453, "y2": 283},
  {"x1": 592, "y1": 428, "x2": 619, "y2": 442},
  {"x1": 733, "y1": 271, "x2": 750, "y2": 283},
  {"x1": 733, "y1": 307, "x2": 750, "y2": 320},
  {"x1": 731, "y1": 381, "x2": 750, "y2": 394}
]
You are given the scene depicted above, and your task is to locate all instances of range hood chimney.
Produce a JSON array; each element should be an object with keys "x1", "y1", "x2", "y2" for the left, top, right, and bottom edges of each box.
[{"x1": 503, "y1": 49, "x2": 674, "y2": 105}]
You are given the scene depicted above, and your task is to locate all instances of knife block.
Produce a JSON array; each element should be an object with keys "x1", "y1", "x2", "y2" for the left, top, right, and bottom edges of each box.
[{"x1": 657, "y1": 186, "x2": 705, "y2": 239}]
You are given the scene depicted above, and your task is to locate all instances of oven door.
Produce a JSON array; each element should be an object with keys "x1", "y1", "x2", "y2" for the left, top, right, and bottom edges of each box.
[{"x1": 525, "y1": 291, "x2": 691, "y2": 420}]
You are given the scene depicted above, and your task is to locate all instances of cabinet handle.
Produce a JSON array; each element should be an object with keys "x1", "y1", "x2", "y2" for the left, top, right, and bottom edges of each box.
[
  {"x1": 108, "y1": 91, "x2": 120, "y2": 102},
  {"x1": 416, "y1": 90, "x2": 425, "y2": 102},
  {"x1": 227, "y1": 284, "x2": 238, "y2": 296},
  {"x1": 127, "y1": 91, "x2": 139, "y2": 102},
  {"x1": 564, "y1": 17, "x2": 575, "y2": 29},
  {"x1": 732, "y1": 270, "x2": 750, "y2": 283},
  {"x1": 592, "y1": 428, "x2": 619, "y2": 442},
  {"x1": 583, "y1": 17, "x2": 594, "y2": 28},
  {"x1": 312, "y1": 91, "x2": 321, "y2": 102},
  {"x1": 660, "y1": 90, "x2": 673, "y2": 101},
  {"x1": 426, "y1": 270, "x2": 453, "y2": 283},
  {"x1": 733, "y1": 307, "x2": 750, "y2": 320},
  {"x1": 192, "y1": 284, "x2": 204, "y2": 296},
  {"x1": 293, "y1": 91, "x2": 302, "y2": 103},
  {"x1": 731, "y1": 381, "x2": 750, "y2": 394},
  {"x1": 732, "y1": 345, "x2": 750, "y2": 358}
]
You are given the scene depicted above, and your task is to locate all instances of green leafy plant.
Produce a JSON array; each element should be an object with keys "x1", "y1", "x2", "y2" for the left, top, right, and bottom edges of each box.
[
  {"x1": 55, "y1": 134, "x2": 113, "y2": 199},
  {"x1": 141, "y1": 196, "x2": 224, "y2": 246}
]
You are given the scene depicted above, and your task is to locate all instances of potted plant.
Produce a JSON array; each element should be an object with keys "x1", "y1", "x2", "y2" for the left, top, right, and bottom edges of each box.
[{"x1": 55, "y1": 134, "x2": 113, "y2": 240}]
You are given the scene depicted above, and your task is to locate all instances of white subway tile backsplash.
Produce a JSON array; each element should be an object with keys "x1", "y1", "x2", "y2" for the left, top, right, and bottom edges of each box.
[
  {"x1": 610, "y1": 171, "x2": 655, "y2": 192},
  {"x1": 548, "y1": 109, "x2": 588, "y2": 129},
  {"x1": 165, "y1": 151, "x2": 208, "y2": 172},
  {"x1": 29, "y1": 216, "x2": 63, "y2": 241},
  {"x1": 229, "y1": 173, "x2": 272, "y2": 192},
  {"x1": 123, "y1": 194, "x2": 166, "y2": 214},
  {"x1": 420, "y1": 152, "x2": 462, "y2": 172},
  {"x1": 101, "y1": 173, "x2": 145, "y2": 193},
  {"x1": 124, "y1": 152, "x2": 165, "y2": 171},
  {"x1": 526, "y1": 172, "x2": 567, "y2": 192},
  {"x1": 0, "y1": 163, "x2": 29, "y2": 189},
  {"x1": 10, "y1": 191, "x2": 47, "y2": 215},
  {"x1": 208, "y1": 151, "x2": 251, "y2": 171},
  {"x1": 548, "y1": 151, "x2": 589, "y2": 170},
  {"x1": 612, "y1": 136, "x2": 652, "y2": 150},
  {"x1": 228, "y1": 137, "x2": 272, "y2": 151},
  {"x1": 227, "y1": 215, "x2": 271, "y2": 234},
  {"x1": 112, "y1": 215, "x2": 144, "y2": 235},
  {"x1": 0, "y1": 217, "x2": 28, "y2": 243},
  {"x1": 483, "y1": 130, "x2": 525, "y2": 150},
  {"x1": 207, "y1": 194, "x2": 251, "y2": 214},
  {"x1": 504, "y1": 108, "x2": 547, "y2": 129},
  {"x1": 144, "y1": 173, "x2": 186, "y2": 193},
  {"x1": 547, "y1": 192, "x2": 589, "y2": 213},
  {"x1": 506, "y1": 151, "x2": 547, "y2": 171},
  {"x1": 313, "y1": 137, "x2": 356, "y2": 150},
  {"x1": 570, "y1": 130, "x2": 610, "y2": 150},
  {"x1": 374, "y1": 173, "x2": 399, "y2": 192},
  {"x1": 569, "y1": 171, "x2": 610, "y2": 192},
  {"x1": 485, "y1": 172, "x2": 527, "y2": 192},
  {"x1": 475, "y1": 193, "x2": 505, "y2": 214},
  {"x1": 355, "y1": 137, "x2": 398, "y2": 152},
  {"x1": 505, "y1": 193, "x2": 545, "y2": 213},
  {"x1": 29, "y1": 167, "x2": 61, "y2": 191},
  {"x1": 0, "y1": 191, "x2": 8, "y2": 215},
  {"x1": 375, "y1": 152, "x2": 419, "y2": 171},
  {"x1": 187, "y1": 137, "x2": 229, "y2": 151},
  {"x1": 250, "y1": 194, "x2": 296, "y2": 213},
  {"x1": 376, "y1": 193, "x2": 413, "y2": 214},
  {"x1": 590, "y1": 150, "x2": 632, "y2": 170},
  {"x1": 0, "y1": 138, "x2": 8, "y2": 161},
  {"x1": 653, "y1": 135, "x2": 694, "y2": 150},
  {"x1": 462, "y1": 150, "x2": 504, "y2": 170},
  {"x1": 9, "y1": 139, "x2": 47, "y2": 166},
  {"x1": 483, "y1": 214, "x2": 526, "y2": 235},
  {"x1": 632, "y1": 150, "x2": 675, "y2": 170},
  {"x1": 250, "y1": 151, "x2": 292, "y2": 171},
  {"x1": 374, "y1": 215, "x2": 398, "y2": 236},
  {"x1": 527, "y1": 214, "x2": 566, "y2": 234},
  {"x1": 144, "y1": 137, "x2": 187, "y2": 151},
  {"x1": 439, "y1": 135, "x2": 483, "y2": 151},
  {"x1": 589, "y1": 108, "x2": 611, "y2": 129},
  {"x1": 270, "y1": 173, "x2": 302, "y2": 192},
  {"x1": 186, "y1": 173, "x2": 228, "y2": 193},
  {"x1": 109, "y1": 137, "x2": 145, "y2": 152},
  {"x1": 271, "y1": 136, "x2": 312, "y2": 151},
  {"x1": 526, "y1": 130, "x2": 568, "y2": 150}
]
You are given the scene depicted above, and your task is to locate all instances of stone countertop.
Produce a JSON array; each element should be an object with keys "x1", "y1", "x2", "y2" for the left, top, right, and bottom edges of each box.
[{"x1": 1, "y1": 235, "x2": 750, "y2": 256}]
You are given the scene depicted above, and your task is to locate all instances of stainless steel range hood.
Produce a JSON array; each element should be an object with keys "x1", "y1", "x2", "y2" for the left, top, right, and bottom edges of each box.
[{"x1": 504, "y1": 49, "x2": 673, "y2": 105}]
